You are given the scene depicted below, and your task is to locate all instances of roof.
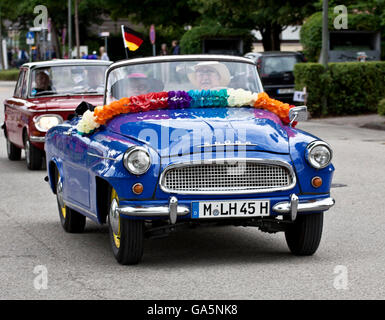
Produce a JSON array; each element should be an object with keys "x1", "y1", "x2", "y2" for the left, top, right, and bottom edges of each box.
[
  {"x1": 109, "y1": 54, "x2": 256, "y2": 71},
  {"x1": 245, "y1": 51, "x2": 302, "y2": 57},
  {"x1": 22, "y1": 59, "x2": 113, "y2": 69}
]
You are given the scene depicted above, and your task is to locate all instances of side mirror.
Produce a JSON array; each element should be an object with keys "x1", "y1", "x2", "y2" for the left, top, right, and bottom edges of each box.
[{"x1": 289, "y1": 106, "x2": 308, "y2": 126}]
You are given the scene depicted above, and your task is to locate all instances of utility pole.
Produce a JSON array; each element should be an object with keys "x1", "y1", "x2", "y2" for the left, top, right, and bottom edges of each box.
[
  {"x1": 74, "y1": 0, "x2": 80, "y2": 58},
  {"x1": 68, "y1": 0, "x2": 72, "y2": 58},
  {"x1": 320, "y1": 0, "x2": 329, "y2": 68},
  {"x1": 320, "y1": 0, "x2": 329, "y2": 115},
  {"x1": 0, "y1": 4, "x2": 3, "y2": 69}
]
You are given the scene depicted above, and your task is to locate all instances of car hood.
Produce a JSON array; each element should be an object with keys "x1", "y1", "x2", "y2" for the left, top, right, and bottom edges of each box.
[
  {"x1": 27, "y1": 95, "x2": 104, "y2": 112},
  {"x1": 107, "y1": 107, "x2": 290, "y2": 155}
]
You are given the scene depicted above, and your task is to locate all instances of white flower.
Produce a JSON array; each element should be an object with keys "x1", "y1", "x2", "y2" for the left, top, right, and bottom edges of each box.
[
  {"x1": 76, "y1": 110, "x2": 100, "y2": 134},
  {"x1": 227, "y1": 89, "x2": 258, "y2": 107}
]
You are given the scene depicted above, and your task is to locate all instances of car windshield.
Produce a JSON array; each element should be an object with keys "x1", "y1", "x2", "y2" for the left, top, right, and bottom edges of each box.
[
  {"x1": 106, "y1": 59, "x2": 261, "y2": 104},
  {"x1": 262, "y1": 56, "x2": 299, "y2": 75},
  {"x1": 30, "y1": 65, "x2": 108, "y2": 97}
]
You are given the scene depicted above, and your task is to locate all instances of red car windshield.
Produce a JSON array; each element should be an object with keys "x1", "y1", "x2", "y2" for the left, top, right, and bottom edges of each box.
[{"x1": 30, "y1": 65, "x2": 108, "y2": 97}]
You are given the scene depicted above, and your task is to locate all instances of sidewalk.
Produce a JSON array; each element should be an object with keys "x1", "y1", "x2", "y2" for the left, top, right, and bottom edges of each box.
[
  {"x1": 309, "y1": 114, "x2": 385, "y2": 131},
  {"x1": 0, "y1": 81, "x2": 17, "y2": 87}
]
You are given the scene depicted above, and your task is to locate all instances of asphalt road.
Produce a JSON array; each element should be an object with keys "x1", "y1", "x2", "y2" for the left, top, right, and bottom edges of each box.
[{"x1": 0, "y1": 82, "x2": 384, "y2": 300}]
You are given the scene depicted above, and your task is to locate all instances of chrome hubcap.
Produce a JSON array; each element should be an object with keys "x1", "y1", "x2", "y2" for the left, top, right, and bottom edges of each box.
[
  {"x1": 25, "y1": 141, "x2": 30, "y2": 164},
  {"x1": 57, "y1": 179, "x2": 64, "y2": 209},
  {"x1": 109, "y1": 198, "x2": 119, "y2": 236},
  {"x1": 6, "y1": 139, "x2": 11, "y2": 155}
]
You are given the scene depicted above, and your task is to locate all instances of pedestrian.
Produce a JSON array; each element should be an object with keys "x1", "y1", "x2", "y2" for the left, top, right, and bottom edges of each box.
[
  {"x1": 81, "y1": 52, "x2": 87, "y2": 59},
  {"x1": 159, "y1": 43, "x2": 168, "y2": 56},
  {"x1": 88, "y1": 51, "x2": 98, "y2": 59},
  {"x1": 99, "y1": 46, "x2": 110, "y2": 61},
  {"x1": 171, "y1": 40, "x2": 180, "y2": 55}
]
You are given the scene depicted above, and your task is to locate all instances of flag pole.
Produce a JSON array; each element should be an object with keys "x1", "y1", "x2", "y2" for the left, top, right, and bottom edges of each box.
[{"x1": 121, "y1": 25, "x2": 128, "y2": 59}]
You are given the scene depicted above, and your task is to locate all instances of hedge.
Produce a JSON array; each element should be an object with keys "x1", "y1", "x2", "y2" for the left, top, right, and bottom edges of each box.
[
  {"x1": 378, "y1": 99, "x2": 385, "y2": 116},
  {"x1": 0, "y1": 69, "x2": 20, "y2": 81},
  {"x1": 301, "y1": 11, "x2": 381, "y2": 62},
  {"x1": 294, "y1": 61, "x2": 385, "y2": 117},
  {"x1": 180, "y1": 24, "x2": 253, "y2": 55}
]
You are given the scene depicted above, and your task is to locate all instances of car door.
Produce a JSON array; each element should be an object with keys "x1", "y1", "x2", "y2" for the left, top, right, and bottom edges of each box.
[
  {"x1": 5, "y1": 68, "x2": 27, "y2": 147},
  {"x1": 62, "y1": 125, "x2": 91, "y2": 210}
]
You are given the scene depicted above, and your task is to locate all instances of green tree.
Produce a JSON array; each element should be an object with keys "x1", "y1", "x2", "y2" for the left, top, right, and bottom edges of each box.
[
  {"x1": 189, "y1": 0, "x2": 318, "y2": 51},
  {"x1": 1, "y1": 0, "x2": 107, "y2": 58}
]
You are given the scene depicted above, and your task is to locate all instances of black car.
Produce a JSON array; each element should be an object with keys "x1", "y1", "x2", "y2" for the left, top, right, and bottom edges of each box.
[{"x1": 244, "y1": 51, "x2": 305, "y2": 103}]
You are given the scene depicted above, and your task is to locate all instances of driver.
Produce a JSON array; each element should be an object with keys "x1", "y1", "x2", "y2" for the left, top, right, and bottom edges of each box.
[
  {"x1": 126, "y1": 73, "x2": 150, "y2": 96},
  {"x1": 34, "y1": 71, "x2": 52, "y2": 93},
  {"x1": 188, "y1": 62, "x2": 231, "y2": 90}
]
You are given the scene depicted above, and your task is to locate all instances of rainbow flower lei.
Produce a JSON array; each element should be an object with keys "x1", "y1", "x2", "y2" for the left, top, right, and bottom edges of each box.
[{"x1": 76, "y1": 89, "x2": 295, "y2": 135}]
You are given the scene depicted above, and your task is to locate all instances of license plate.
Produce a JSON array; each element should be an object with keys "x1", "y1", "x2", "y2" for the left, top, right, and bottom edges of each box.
[
  {"x1": 191, "y1": 200, "x2": 270, "y2": 219},
  {"x1": 277, "y1": 88, "x2": 294, "y2": 94}
]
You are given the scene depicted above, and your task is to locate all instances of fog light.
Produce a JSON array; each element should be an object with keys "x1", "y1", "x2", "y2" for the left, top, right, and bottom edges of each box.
[
  {"x1": 311, "y1": 177, "x2": 323, "y2": 188},
  {"x1": 132, "y1": 183, "x2": 143, "y2": 195}
]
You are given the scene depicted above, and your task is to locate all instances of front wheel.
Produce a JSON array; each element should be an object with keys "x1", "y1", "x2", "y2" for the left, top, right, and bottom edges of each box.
[
  {"x1": 56, "y1": 171, "x2": 86, "y2": 233},
  {"x1": 285, "y1": 212, "x2": 324, "y2": 256},
  {"x1": 108, "y1": 188, "x2": 144, "y2": 265},
  {"x1": 24, "y1": 134, "x2": 43, "y2": 170}
]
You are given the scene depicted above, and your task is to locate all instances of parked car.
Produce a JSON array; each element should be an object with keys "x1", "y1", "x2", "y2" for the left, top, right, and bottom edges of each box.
[
  {"x1": 244, "y1": 51, "x2": 305, "y2": 103},
  {"x1": 2, "y1": 59, "x2": 112, "y2": 170},
  {"x1": 45, "y1": 55, "x2": 335, "y2": 265}
]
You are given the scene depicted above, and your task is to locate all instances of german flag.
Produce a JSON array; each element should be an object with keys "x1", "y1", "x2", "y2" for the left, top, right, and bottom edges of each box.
[{"x1": 121, "y1": 26, "x2": 143, "y2": 51}]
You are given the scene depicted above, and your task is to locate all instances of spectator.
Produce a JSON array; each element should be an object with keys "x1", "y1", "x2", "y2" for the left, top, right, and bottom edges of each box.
[
  {"x1": 81, "y1": 52, "x2": 88, "y2": 59},
  {"x1": 88, "y1": 51, "x2": 98, "y2": 59},
  {"x1": 171, "y1": 40, "x2": 180, "y2": 55},
  {"x1": 99, "y1": 46, "x2": 110, "y2": 61},
  {"x1": 159, "y1": 43, "x2": 168, "y2": 56}
]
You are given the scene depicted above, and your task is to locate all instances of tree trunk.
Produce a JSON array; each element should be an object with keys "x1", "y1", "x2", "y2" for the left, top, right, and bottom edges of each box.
[
  {"x1": 74, "y1": 0, "x2": 80, "y2": 58},
  {"x1": 271, "y1": 24, "x2": 282, "y2": 51},
  {"x1": 260, "y1": 25, "x2": 272, "y2": 51},
  {"x1": 259, "y1": 24, "x2": 282, "y2": 52}
]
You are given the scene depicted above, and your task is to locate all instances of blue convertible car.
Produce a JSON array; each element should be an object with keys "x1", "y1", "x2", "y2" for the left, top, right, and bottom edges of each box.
[{"x1": 45, "y1": 55, "x2": 335, "y2": 265}]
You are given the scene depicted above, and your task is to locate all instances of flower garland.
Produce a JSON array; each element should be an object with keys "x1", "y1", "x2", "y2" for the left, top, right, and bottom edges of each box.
[{"x1": 77, "y1": 89, "x2": 295, "y2": 134}]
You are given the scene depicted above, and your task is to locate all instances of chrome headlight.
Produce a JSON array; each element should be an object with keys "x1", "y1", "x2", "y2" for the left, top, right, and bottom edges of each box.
[
  {"x1": 306, "y1": 141, "x2": 333, "y2": 169},
  {"x1": 123, "y1": 147, "x2": 151, "y2": 175},
  {"x1": 34, "y1": 114, "x2": 63, "y2": 132}
]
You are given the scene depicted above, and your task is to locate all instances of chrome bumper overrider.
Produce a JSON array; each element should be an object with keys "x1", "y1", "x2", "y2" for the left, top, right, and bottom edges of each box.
[
  {"x1": 29, "y1": 136, "x2": 45, "y2": 143},
  {"x1": 272, "y1": 196, "x2": 335, "y2": 221},
  {"x1": 116, "y1": 196, "x2": 190, "y2": 224},
  {"x1": 115, "y1": 195, "x2": 335, "y2": 225}
]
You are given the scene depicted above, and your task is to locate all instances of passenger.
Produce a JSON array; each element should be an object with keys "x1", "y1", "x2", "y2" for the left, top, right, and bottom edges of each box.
[{"x1": 188, "y1": 62, "x2": 231, "y2": 90}]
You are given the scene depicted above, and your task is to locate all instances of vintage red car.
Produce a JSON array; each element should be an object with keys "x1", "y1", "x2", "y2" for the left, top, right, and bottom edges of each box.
[{"x1": 2, "y1": 59, "x2": 112, "y2": 169}]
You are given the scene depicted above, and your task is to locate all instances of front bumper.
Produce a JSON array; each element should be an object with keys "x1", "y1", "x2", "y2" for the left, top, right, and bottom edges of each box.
[{"x1": 116, "y1": 194, "x2": 335, "y2": 224}]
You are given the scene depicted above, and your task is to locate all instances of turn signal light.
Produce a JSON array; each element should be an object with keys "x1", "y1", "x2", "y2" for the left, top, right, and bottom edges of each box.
[
  {"x1": 311, "y1": 177, "x2": 323, "y2": 188},
  {"x1": 132, "y1": 183, "x2": 144, "y2": 195}
]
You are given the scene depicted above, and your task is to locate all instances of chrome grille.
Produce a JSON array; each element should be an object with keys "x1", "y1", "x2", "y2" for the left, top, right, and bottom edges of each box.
[{"x1": 160, "y1": 160, "x2": 295, "y2": 194}]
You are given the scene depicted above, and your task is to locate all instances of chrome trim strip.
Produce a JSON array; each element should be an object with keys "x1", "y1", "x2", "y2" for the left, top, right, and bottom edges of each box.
[
  {"x1": 272, "y1": 197, "x2": 335, "y2": 214},
  {"x1": 29, "y1": 135, "x2": 45, "y2": 143},
  {"x1": 116, "y1": 203, "x2": 190, "y2": 218},
  {"x1": 198, "y1": 143, "x2": 258, "y2": 148},
  {"x1": 64, "y1": 200, "x2": 98, "y2": 218},
  {"x1": 87, "y1": 152, "x2": 120, "y2": 161},
  {"x1": 159, "y1": 158, "x2": 297, "y2": 195}
]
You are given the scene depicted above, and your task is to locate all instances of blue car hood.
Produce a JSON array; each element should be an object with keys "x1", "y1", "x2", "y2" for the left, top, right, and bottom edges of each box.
[{"x1": 107, "y1": 107, "x2": 290, "y2": 155}]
